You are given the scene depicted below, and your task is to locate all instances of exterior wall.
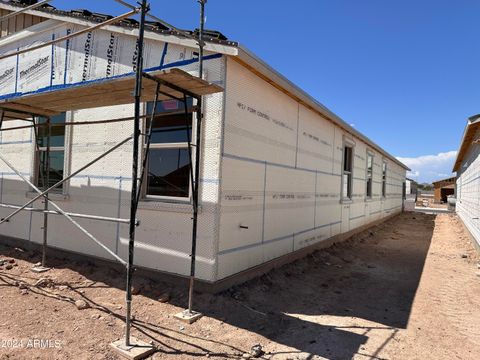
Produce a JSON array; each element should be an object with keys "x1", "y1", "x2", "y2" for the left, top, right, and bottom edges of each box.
[
  {"x1": 456, "y1": 136, "x2": 480, "y2": 248},
  {"x1": 216, "y1": 58, "x2": 406, "y2": 280},
  {"x1": 0, "y1": 18, "x2": 407, "y2": 283},
  {"x1": 0, "y1": 9, "x2": 45, "y2": 38},
  {"x1": 0, "y1": 23, "x2": 226, "y2": 282}
]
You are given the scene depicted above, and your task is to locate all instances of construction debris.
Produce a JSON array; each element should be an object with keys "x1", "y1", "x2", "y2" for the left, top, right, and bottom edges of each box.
[
  {"x1": 34, "y1": 278, "x2": 54, "y2": 288},
  {"x1": 2, "y1": 258, "x2": 17, "y2": 269},
  {"x1": 157, "y1": 293, "x2": 171, "y2": 303},
  {"x1": 132, "y1": 286, "x2": 141, "y2": 295},
  {"x1": 250, "y1": 344, "x2": 264, "y2": 358},
  {"x1": 74, "y1": 300, "x2": 90, "y2": 310},
  {"x1": 18, "y1": 282, "x2": 28, "y2": 290}
]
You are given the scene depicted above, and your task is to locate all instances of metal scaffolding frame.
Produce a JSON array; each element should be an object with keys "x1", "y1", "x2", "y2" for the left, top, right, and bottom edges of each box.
[
  {"x1": 0, "y1": 0, "x2": 212, "y2": 350},
  {"x1": 0, "y1": 0, "x2": 52, "y2": 23}
]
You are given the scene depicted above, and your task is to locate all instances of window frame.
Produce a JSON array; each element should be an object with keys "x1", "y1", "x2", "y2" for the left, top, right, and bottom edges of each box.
[
  {"x1": 341, "y1": 139, "x2": 355, "y2": 202},
  {"x1": 33, "y1": 112, "x2": 71, "y2": 195},
  {"x1": 365, "y1": 150, "x2": 374, "y2": 200},
  {"x1": 141, "y1": 100, "x2": 197, "y2": 203}
]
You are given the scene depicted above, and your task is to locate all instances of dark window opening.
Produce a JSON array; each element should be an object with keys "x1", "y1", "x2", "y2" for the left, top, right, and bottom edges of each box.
[
  {"x1": 343, "y1": 146, "x2": 353, "y2": 199},
  {"x1": 366, "y1": 153, "x2": 373, "y2": 198},
  {"x1": 36, "y1": 113, "x2": 66, "y2": 191},
  {"x1": 146, "y1": 148, "x2": 190, "y2": 198},
  {"x1": 382, "y1": 162, "x2": 387, "y2": 197},
  {"x1": 144, "y1": 99, "x2": 193, "y2": 199}
]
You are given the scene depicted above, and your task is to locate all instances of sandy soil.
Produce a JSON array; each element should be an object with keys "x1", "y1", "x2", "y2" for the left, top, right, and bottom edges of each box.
[{"x1": 0, "y1": 212, "x2": 479, "y2": 360}]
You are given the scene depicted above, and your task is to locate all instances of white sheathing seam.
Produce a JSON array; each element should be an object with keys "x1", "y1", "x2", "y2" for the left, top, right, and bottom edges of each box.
[{"x1": 217, "y1": 57, "x2": 405, "y2": 279}]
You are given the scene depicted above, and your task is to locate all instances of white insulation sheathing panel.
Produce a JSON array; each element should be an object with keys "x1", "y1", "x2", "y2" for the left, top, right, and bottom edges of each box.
[
  {"x1": 0, "y1": 19, "x2": 406, "y2": 283},
  {"x1": 217, "y1": 58, "x2": 406, "y2": 279},
  {"x1": 456, "y1": 131, "x2": 480, "y2": 249},
  {"x1": 0, "y1": 21, "x2": 225, "y2": 282}
]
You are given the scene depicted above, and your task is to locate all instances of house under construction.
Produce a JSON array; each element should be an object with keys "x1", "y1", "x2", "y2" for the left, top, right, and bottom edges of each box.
[{"x1": 0, "y1": 0, "x2": 409, "y2": 291}]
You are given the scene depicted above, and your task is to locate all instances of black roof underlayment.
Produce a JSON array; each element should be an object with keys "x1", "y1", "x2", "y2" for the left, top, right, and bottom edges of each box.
[{"x1": 6, "y1": 0, "x2": 238, "y2": 46}]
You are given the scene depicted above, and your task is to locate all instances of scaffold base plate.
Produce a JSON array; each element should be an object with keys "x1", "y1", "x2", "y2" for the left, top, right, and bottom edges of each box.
[
  {"x1": 110, "y1": 337, "x2": 155, "y2": 360},
  {"x1": 174, "y1": 310, "x2": 203, "y2": 324}
]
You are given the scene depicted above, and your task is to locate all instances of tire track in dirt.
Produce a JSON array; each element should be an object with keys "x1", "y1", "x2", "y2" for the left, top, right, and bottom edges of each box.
[
  {"x1": 437, "y1": 276, "x2": 480, "y2": 346},
  {"x1": 431, "y1": 214, "x2": 480, "y2": 347}
]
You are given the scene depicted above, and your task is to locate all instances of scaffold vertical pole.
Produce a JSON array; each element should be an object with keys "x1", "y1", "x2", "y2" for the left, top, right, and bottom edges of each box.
[
  {"x1": 41, "y1": 117, "x2": 51, "y2": 268},
  {"x1": 136, "y1": 82, "x2": 160, "y2": 205},
  {"x1": 125, "y1": 0, "x2": 148, "y2": 347},
  {"x1": 183, "y1": 93, "x2": 195, "y2": 204},
  {"x1": 187, "y1": 0, "x2": 207, "y2": 316},
  {"x1": 0, "y1": 111, "x2": 4, "y2": 133}
]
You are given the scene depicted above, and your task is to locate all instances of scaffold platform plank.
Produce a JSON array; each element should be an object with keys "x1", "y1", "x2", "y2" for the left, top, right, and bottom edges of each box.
[{"x1": 0, "y1": 68, "x2": 223, "y2": 119}]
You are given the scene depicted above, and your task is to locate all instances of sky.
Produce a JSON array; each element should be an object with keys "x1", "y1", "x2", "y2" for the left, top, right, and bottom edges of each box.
[{"x1": 51, "y1": 0, "x2": 480, "y2": 183}]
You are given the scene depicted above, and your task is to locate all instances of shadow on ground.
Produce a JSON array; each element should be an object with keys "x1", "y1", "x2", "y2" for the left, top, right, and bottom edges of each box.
[{"x1": 0, "y1": 212, "x2": 435, "y2": 359}]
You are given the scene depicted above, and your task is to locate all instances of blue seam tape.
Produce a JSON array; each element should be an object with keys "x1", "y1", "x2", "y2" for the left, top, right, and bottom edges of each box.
[
  {"x1": 0, "y1": 53, "x2": 223, "y2": 101},
  {"x1": 14, "y1": 47, "x2": 19, "y2": 93},
  {"x1": 50, "y1": 33, "x2": 55, "y2": 87},
  {"x1": 224, "y1": 153, "x2": 341, "y2": 177},
  {"x1": 64, "y1": 28, "x2": 71, "y2": 85},
  {"x1": 159, "y1": 43, "x2": 168, "y2": 67}
]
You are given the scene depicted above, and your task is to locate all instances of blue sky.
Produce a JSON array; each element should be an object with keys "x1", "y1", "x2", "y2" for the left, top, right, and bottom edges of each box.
[{"x1": 51, "y1": 0, "x2": 479, "y2": 182}]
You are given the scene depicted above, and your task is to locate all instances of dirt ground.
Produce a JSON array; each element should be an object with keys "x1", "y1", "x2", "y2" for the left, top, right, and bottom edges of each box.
[{"x1": 0, "y1": 212, "x2": 479, "y2": 360}]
